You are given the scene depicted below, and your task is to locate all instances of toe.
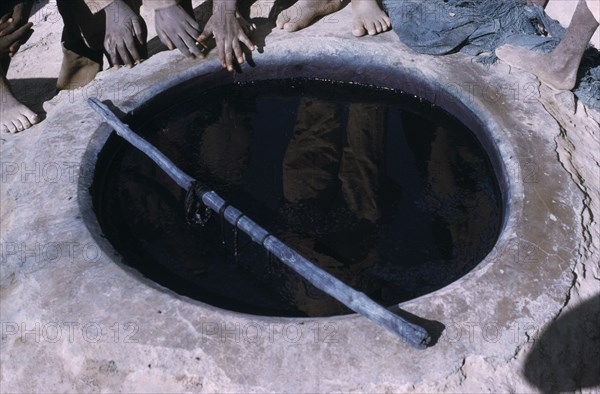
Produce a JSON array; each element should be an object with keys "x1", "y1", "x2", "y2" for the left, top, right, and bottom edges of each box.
[
  {"x1": 8, "y1": 121, "x2": 18, "y2": 133},
  {"x1": 23, "y1": 109, "x2": 40, "y2": 126},
  {"x1": 353, "y1": 20, "x2": 367, "y2": 37},
  {"x1": 284, "y1": 22, "x2": 301, "y2": 32},
  {"x1": 275, "y1": 13, "x2": 288, "y2": 29},
  {"x1": 352, "y1": 27, "x2": 367, "y2": 37},
  {"x1": 367, "y1": 22, "x2": 377, "y2": 36},
  {"x1": 18, "y1": 114, "x2": 32, "y2": 130},
  {"x1": 31, "y1": 113, "x2": 41, "y2": 125},
  {"x1": 375, "y1": 21, "x2": 383, "y2": 33},
  {"x1": 0, "y1": 124, "x2": 8, "y2": 133},
  {"x1": 13, "y1": 119, "x2": 24, "y2": 132},
  {"x1": 383, "y1": 16, "x2": 392, "y2": 29}
]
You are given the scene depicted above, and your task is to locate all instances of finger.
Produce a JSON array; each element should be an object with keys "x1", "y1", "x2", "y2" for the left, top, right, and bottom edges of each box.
[
  {"x1": 197, "y1": 28, "x2": 213, "y2": 44},
  {"x1": 0, "y1": 14, "x2": 12, "y2": 35},
  {"x1": 158, "y1": 30, "x2": 174, "y2": 50},
  {"x1": 5, "y1": 22, "x2": 32, "y2": 42},
  {"x1": 8, "y1": 40, "x2": 22, "y2": 56},
  {"x1": 1, "y1": 18, "x2": 24, "y2": 37},
  {"x1": 124, "y1": 35, "x2": 141, "y2": 64},
  {"x1": 184, "y1": 24, "x2": 200, "y2": 43},
  {"x1": 183, "y1": 13, "x2": 200, "y2": 32},
  {"x1": 116, "y1": 41, "x2": 133, "y2": 67},
  {"x1": 0, "y1": 15, "x2": 14, "y2": 36},
  {"x1": 171, "y1": 35, "x2": 192, "y2": 58},
  {"x1": 238, "y1": 32, "x2": 255, "y2": 51},
  {"x1": 8, "y1": 28, "x2": 33, "y2": 56},
  {"x1": 217, "y1": 39, "x2": 226, "y2": 68},
  {"x1": 131, "y1": 19, "x2": 146, "y2": 46},
  {"x1": 224, "y1": 41, "x2": 234, "y2": 71},
  {"x1": 232, "y1": 39, "x2": 243, "y2": 65},
  {"x1": 105, "y1": 39, "x2": 121, "y2": 67},
  {"x1": 181, "y1": 34, "x2": 202, "y2": 58}
]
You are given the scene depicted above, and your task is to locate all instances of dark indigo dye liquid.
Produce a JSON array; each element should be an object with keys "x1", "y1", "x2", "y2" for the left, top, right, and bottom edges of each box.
[{"x1": 93, "y1": 79, "x2": 502, "y2": 317}]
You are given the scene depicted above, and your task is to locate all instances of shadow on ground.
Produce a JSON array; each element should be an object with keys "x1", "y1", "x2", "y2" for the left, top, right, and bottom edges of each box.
[
  {"x1": 10, "y1": 77, "x2": 58, "y2": 117},
  {"x1": 523, "y1": 294, "x2": 600, "y2": 392}
]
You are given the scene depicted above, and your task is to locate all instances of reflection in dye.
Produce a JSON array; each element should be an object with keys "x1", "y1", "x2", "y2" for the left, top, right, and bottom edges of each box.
[{"x1": 94, "y1": 79, "x2": 502, "y2": 317}]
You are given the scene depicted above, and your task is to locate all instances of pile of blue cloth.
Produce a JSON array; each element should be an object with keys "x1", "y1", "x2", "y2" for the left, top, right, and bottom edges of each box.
[{"x1": 382, "y1": 0, "x2": 600, "y2": 110}]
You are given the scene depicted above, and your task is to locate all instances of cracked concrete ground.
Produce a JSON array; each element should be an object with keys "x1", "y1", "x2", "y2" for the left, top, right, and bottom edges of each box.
[{"x1": 1, "y1": 1, "x2": 599, "y2": 392}]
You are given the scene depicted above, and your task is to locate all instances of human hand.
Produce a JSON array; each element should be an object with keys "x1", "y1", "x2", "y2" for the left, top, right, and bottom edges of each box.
[
  {"x1": 155, "y1": 4, "x2": 203, "y2": 58},
  {"x1": 0, "y1": 1, "x2": 34, "y2": 57},
  {"x1": 0, "y1": 1, "x2": 34, "y2": 36},
  {"x1": 0, "y1": 21, "x2": 32, "y2": 58},
  {"x1": 104, "y1": 0, "x2": 147, "y2": 68},
  {"x1": 198, "y1": 10, "x2": 256, "y2": 72}
]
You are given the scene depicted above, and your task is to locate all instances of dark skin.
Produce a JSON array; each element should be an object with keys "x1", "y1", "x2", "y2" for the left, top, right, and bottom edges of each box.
[
  {"x1": 0, "y1": 21, "x2": 32, "y2": 58},
  {"x1": 0, "y1": 1, "x2": 34, "y2": 58},
  {"x1": 103, "y1": 0, "x2": 147, "y2": 68},
  {"x1": 104, "y1": 0, "x2": 202, "y2": 68},
  {"x1": 198, "y1": 0, "x2": 256, "y2": 72},
  {"x1": 155, "y1": 3, "x2": 203, "y2": 59}
]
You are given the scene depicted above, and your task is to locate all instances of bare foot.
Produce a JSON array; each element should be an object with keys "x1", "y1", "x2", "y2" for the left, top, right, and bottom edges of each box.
[
  {"x1": 276, "y1": 0, "x2": 344, "y2": 32},
  {"x1": 495, "y1": 44, "x2": 578, "y2": 91},
  {"x1": 0, "y1": 92, "x2": 40, "y2": 133},
  {"x1": 352, "y1": 0, "x2": 391, "y2": 37}
]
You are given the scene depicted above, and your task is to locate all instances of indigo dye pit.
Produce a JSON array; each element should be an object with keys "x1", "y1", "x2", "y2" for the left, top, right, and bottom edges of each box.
[{"x1": 93, "y1": 79, "x2": 503, "y2": 317}]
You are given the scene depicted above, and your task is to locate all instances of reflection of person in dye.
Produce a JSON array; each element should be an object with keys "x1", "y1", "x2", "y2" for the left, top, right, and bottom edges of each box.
[
  {"x1": 0, "y1": 0, "x2": 40, "y2": 133},
  {"x1": 280, "y1": 98, "x2": 386, "y2": 316},
  {"x1": 275, "y1": 0, "x2": 391, "y2": 37},
  {"x1": 496, "y1": 0, "x2": 599, "y2": 91},
  {"x1": 200, "y1": 102, "x2": 251, "y2": 186},
  {"x1": 195, "y1": 98, "x2": 386, "y2": 316}
]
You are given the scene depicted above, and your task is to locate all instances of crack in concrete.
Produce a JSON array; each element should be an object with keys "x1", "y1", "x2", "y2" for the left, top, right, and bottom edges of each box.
[{"x1": 540, "y1": 98, "x2": 597, "y2": 322}]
